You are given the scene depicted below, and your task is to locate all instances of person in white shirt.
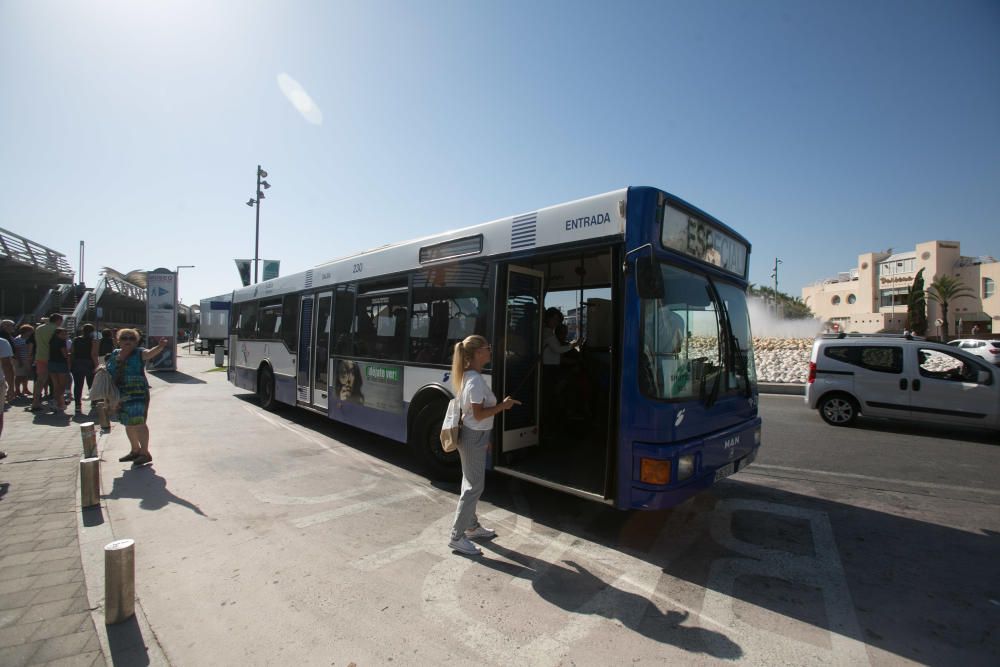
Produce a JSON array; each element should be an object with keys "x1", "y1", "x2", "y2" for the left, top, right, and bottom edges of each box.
[{"x1": 447, "y1": 335, "x2": 520, "y2": 556}]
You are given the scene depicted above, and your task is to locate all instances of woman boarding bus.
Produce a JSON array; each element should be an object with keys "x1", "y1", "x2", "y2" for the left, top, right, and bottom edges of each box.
[{"x1": 229, "y1": 186, "x2": 760, "y2": 511}]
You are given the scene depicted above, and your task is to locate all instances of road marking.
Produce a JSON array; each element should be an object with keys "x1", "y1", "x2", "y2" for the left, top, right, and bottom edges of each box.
[
  {"x1": 701, "y1": 499, "x2": 870, "y2": 665},
  {"x1": 253, "y1": 474, "x2": 378, "y2": 505},
  {"x1": 352, "y1": 508, "x2": 516, "y2": 572},
  {"x1": 750, "y1": 463, "x2": 1000, "y2": 497},
  {"x1": 245, "y1": 406, "x2": 345, "y2": 456},
  {"x1": 292, "y1": 489, "x2": 425, "y2": 528}
]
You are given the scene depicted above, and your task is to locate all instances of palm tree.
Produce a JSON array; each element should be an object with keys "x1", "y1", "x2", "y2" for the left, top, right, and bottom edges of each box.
[{"x1": 926, "y1": 275, "x2": 975, "y2": 339}]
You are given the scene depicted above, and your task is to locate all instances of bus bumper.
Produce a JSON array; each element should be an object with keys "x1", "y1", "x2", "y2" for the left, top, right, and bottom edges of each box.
[{"x1": 627, "y1": 419, "x2": 761, "y2": 511}]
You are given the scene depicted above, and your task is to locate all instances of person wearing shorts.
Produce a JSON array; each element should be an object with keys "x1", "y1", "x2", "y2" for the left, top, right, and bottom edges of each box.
[{"x1": 30, "y1": 313, "x2": 61, "y2": 411}]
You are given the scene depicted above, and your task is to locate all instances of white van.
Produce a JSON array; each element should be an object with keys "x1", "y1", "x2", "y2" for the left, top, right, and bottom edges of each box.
[{"x1": 805, "y1": 334, "x2": 1000, "y2": 431}]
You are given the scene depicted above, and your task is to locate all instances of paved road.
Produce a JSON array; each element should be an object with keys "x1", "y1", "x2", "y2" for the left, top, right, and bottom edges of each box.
[{"x1": 86, "y1": 354, "x2": 999, "y2": 666}]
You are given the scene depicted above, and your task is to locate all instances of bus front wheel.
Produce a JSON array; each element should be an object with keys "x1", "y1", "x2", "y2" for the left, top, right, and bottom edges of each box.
[
  {"x1": 257, "y1": 366, "x2": 279, "y2": 411},
  {"x1": 412, "y1": 403, "x2": 461, "y2": 481}
]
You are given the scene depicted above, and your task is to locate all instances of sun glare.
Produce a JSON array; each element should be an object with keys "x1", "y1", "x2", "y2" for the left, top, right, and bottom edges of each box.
[{"x1": 277, "y1": 72, "x2": 323, "y2": 125}]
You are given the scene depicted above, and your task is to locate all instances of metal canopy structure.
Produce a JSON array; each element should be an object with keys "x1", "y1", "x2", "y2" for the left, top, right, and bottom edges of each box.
[{"x1": 0, "y1": 227, "x2": 74, "y2": 286}]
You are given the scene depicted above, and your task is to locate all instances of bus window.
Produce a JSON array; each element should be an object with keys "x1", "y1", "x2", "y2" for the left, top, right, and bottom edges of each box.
[
  {"x1": 238, "y1": 301, "x2": 258, "y2": 339},
  {"x1": 409, "y1": 263, "x2": 490, "y2": 365},
  {"x1": 281, "y1": 294, "x2": 299, "y2": 351},
  {"x1": 332, "y1": 284, "x2": 356, "y2": 355},
  {"x1": 715, "y1": 281, "x2": 757, "y2": 393},
  {"x1": 257, "y1": 298, "x2": 282, "y2": 340},
  {"x1": 639, "y1": 263, "x2": 724, "y2": 402},
  {"x1": 355, "y1": 282, "x2": 407, "y2": 360}
]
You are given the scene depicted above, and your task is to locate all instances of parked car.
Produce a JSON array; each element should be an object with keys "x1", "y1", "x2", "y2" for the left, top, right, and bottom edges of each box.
[
  {"x1": 947, "y1": 338, "x2": 1000, "y2": 366},
  {"x1": 805, "y1": 334, "x2": 999, "y2": 431}
]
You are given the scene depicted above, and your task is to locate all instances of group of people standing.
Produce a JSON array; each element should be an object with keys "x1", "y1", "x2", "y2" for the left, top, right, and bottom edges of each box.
[
  {"x1": 0, "y1": 314, "x2": 167, "y2": 466},
  {"x1": 0, "y1": 313, "x2": 116, "y2": 414}
]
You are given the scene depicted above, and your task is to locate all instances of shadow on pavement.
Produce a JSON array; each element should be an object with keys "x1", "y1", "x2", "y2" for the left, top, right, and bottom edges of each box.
[
  {"x1": 27, "y1": 409, "x2": 74, "y2": 427},
  {"x1": 148, "y1": 370, "x2": 207, "y2": 385},
  {"x1": 230, "y1": 390, "x2": 999, "y2": 664},
  {"x1": 481, "y1": 478, "x2": 1000, "y2": 665},
  {"x1": 106, "y1": 615, "x2": 151, "y2": 666},
  {"x1": 82, "y1": 506, "x2": 105, "y2": 527},
  {"x1": 479, "y1": 540, "x2": 744, "y2": 660},
  {"x1": 104, "y1": 467, "x2": 208, "y2": 517}
]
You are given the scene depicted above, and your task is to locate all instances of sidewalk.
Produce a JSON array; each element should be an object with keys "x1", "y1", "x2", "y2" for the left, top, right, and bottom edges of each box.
[{"x1": 0, "y1": 399, "x2": 104, "y2": 666}]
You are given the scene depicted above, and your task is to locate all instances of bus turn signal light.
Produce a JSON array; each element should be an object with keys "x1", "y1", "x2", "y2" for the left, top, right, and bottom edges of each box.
[{"x1": 640, "y1": 458, "x2": 671, "y2": 485}]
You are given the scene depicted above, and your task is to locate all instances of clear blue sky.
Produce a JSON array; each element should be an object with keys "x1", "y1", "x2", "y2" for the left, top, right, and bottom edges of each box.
[{"x1": 2, "y1": 0, "x2": 997, "y2": 307}]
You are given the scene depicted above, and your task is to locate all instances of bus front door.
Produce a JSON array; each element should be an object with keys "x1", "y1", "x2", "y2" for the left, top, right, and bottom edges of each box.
[{"x1": 502, "y1": 266, "x2": 543, "y2": 451}]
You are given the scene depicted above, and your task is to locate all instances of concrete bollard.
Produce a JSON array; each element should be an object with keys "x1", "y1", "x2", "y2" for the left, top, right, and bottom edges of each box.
[
  {"x1": 104, "y1": 539, "x2": 136, "y2": 624},
  {"x1": 214, "y1": 346, "x2": 225, "y2": 367},
  {"x1": 80, "y1": 457, "x2": 100, "y2": 508},
  {"x1": 80, "y1": 422, "x2": 97, "y2": 458}
]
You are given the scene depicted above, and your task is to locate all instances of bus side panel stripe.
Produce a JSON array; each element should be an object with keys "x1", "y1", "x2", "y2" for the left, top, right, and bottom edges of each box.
[{"x1": 328, "y1": 403, "x2": 407, "y2": 443}]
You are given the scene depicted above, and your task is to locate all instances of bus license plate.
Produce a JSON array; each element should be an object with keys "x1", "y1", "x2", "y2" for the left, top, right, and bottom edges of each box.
[{"x1": 714, "y1": 462, "x2": 735, "y2": 481}]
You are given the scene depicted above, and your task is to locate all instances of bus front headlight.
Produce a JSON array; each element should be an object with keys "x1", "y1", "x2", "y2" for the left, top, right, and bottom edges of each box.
[{"x1": 677, "y1": 455, "x2": 695, "y2": 481}]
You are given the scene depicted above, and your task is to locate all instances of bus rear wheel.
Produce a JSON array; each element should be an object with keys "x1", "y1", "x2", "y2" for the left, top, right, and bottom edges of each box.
[
  {"x1": 257, "y1": 366, "x2": 279, "y2": 411},
  {"x1": 412, "y1": 403, "x2": 461, "y2": 481}
]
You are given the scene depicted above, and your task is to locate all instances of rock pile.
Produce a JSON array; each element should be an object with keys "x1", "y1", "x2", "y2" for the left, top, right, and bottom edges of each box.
[{"x1": 753, "y1": 337, "x2": 813, "y2": 384}]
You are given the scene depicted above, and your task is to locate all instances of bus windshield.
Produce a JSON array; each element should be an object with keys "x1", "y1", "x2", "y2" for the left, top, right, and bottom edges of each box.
[{"x1": 639, "y1": 263, "x2": 754, "y2": 402}]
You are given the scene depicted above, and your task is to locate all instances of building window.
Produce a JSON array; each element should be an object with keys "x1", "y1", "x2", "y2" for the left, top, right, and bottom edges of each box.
[
  {"x1": 847, "y1": 294, "x2": 856, "y2": 304},
  {"x1": 879, "y1": 258, "x2": 915, "y2": 276},
  {"x1": 832, "y1": 295, "x2": 841, "y2": 305},
  {"x1": 985, "y1": 278, "x2": 996, "y2": 299},
  {"x1": 879, "y1": 288, "x2": 908, "y2": 309}
]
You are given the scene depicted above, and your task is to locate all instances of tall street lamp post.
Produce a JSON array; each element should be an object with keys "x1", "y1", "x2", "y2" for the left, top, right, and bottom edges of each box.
[
  {"x1": 245, "y1": 165, "x2": 272, "y2": 284},
  {"x1": 770, "y1": 257, "x2": 783, "y2": 317}
]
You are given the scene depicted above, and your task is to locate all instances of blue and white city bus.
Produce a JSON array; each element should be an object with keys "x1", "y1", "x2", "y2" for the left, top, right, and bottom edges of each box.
[{"x1": 228, "y1": 187, "x2": 760, "y2": 510}]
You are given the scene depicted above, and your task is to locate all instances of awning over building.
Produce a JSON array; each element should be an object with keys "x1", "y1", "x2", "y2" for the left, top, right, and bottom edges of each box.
[{"x1": 0, "y1": 227, "x2": 74, "y2": 287}]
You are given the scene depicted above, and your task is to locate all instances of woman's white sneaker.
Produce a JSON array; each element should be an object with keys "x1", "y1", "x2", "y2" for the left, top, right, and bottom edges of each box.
[
  {"x1": 448, "y1": 536, "x2": 482, "y2": 556},
  {"x1": 465, "y1": 526, "x2": 497, "y2": 540}
]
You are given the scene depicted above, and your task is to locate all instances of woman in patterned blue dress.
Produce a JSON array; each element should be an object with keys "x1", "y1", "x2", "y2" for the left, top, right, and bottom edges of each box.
[{"x1": 106, "y1": 328, "x2": 168, "y2": 467}]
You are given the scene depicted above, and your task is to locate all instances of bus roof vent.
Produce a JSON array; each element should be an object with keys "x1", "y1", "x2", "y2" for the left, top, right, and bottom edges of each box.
[
  {"x1": 419, "y1": 235, "x2": 484, "y2": 264},
  {"x1": 510, "y1": 213, "x2": 537, "y2": 251},
  {"x1": 304, "y1": 269, "x2": 313, "y2": 289}
]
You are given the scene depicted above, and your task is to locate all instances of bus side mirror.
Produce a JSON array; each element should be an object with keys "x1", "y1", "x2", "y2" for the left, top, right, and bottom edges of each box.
[{"x1": 636, "y1": 256, "x2": 664, "y2": 299}]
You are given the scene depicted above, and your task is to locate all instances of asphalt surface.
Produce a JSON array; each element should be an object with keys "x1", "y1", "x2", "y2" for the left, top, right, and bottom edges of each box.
[{"x1": 7, "y1": 352, "x2": 999, "y2": 665}]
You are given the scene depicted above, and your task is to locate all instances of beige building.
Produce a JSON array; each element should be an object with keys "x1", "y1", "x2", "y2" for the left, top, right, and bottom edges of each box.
[{"x1": 802, "y1": 241, "x2": 999, "y2": 337}]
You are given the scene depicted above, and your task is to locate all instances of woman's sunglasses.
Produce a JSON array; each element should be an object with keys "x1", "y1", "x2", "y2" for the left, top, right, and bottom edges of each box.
[{"x1": 119, "y1": 336, "x2": 137, "y2": 342}]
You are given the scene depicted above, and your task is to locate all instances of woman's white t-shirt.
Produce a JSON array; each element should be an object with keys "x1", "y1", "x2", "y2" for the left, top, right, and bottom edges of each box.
[{"x1": 460, "y1": 370, "x2": 496, "y2": 431}]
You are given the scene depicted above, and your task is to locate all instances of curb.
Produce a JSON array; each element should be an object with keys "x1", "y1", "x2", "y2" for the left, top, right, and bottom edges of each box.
[
  {"x1": 758, "y1": 383, "x2": 805, "y2": 396},
  {"x1": 77, "y1": 428, "x2": 170, "y2": 666}
]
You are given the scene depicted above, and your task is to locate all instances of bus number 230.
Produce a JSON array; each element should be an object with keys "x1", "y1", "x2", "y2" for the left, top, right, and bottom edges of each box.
[{"x1": 352, "y1": 263, "x2": 363, "y2": 274}]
